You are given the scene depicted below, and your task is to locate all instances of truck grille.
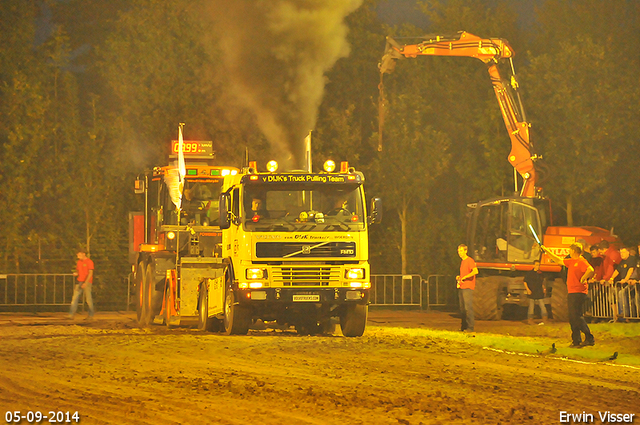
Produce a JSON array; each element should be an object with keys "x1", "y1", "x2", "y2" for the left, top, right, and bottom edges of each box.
[
  {"x1": 272, "y1": 266, "x2": 341, "y2": 286},
  {"x1": 256, "y1": 242, "x2": 356, "y2": 258}
]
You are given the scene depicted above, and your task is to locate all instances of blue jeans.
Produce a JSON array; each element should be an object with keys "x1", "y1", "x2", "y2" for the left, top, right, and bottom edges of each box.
[
  {"x1": 618, "y1": 285, "x2": 637, "y2": 317},
  {"x1": 528, "y1": 298, "x2": 548, "y2": 319},
  {"x1": 70, "y1": 282, "x2": 94, "y2": 317},
  {"x1": 459, "y1": 288, "x2": 474, "y2": 331}
]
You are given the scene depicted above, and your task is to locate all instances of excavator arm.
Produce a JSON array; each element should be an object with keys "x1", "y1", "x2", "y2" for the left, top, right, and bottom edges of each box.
[{"x1": 379, "y1": 31, "x2": 537, "y2": 197}]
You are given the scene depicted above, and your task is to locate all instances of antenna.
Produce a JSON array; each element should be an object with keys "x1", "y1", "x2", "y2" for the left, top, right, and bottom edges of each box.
[
  {"x1": 243, "y1": 147, "x2": 249, "y2": 169},
  {"x1": 305, "y1": 131, "x2": 312, "y2": 172}
]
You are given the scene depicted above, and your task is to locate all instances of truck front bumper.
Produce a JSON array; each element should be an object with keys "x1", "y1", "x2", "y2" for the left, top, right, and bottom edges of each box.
[{"x1": 236, "y1": 287, "x2": 369, "y2": 305}]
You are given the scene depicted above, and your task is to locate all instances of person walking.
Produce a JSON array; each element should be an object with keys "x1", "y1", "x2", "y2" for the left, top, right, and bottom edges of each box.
[
  {"x1": 524, "y1": 260, "x2": 548, "y2": 324},
  {"x1": 542, "y1": 243, "x2": 595, "y2": 347},
  {"x1": 456, "y1": 244, "x2": 478, "y2": 332},
  {"x1": 69, "y1": 248, "x2": 95, "y2": 320}
]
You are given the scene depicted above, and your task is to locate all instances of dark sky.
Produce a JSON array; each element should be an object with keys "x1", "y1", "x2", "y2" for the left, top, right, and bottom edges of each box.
[{"x1": 376, "y1": 0, "x2": 539, "y2": 30}]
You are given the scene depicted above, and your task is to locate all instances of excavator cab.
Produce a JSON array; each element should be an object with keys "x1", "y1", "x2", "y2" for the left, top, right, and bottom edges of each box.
[{"x1": 468, "y1": 197, "x2": 543, "y2": 265}]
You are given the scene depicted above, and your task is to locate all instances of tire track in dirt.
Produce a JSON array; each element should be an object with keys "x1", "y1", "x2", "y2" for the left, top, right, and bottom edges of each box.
[{"x1": 1, "y1": 321, "x2": 638, "y2": 424}]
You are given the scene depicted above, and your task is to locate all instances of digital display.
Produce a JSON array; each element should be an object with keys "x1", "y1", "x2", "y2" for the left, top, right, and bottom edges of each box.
[{"x1": 171, "y1": 140, "x2": 213, "y2": 156}]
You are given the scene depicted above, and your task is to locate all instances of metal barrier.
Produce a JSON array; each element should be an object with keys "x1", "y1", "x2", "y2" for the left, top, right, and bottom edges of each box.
[
  {"x1": 424, "y1": 275, "x2": 456, "y2": 311},
  {"x1": 370, "y1": 275, "x2": 422, "y2": 307},
  {"x1": 587, "y1": 282, "x2": 639, "y2": 320},
  {"x1": 370, "y1": 274, "x2": 457, "y2": 310},
  {"x1": 0, "y1": 274, "x2": 76, "y2": 308}
]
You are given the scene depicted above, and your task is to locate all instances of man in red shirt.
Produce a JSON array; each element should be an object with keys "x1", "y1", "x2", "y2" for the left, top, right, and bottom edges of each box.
[
  {"x1": 69, "y1": 248, "x2": 95, "y2": 320},
  {"x1": 599, "y1": 240, "x2": 621, "y2": 282},
  {"x1": 456, "y1": 244, "x2": 478, "y2": 332},
  {"x1": 543, "y1": 243, "x2": 595, "y2": 347},
  {"x1": 597, "y1": 240, "x2": 622, "y2": 322}
]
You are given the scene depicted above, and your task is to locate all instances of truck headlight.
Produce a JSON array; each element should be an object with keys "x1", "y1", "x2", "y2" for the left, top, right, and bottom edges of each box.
[
  {"x1": 239, "y1": 282, "x2": 264, "y2": 289},
  {"x1": 345, "y1": 268, "x2": 365, "y2": 279},
  {"x1": 246, "y1": 268, "x2": 267, "y2": 280}
]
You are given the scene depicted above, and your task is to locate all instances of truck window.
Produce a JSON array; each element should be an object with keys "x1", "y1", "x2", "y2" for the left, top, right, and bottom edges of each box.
[
  {"x1": 160, "y1": 181, "x2": 178, "y2": 226},
  {"x1": 473, "y1": 202, "x2": 508, "y2": 262},
  {"x1": 179, "y1": 179, "x2": 223, "y2": 226},
  {"x1": 242, "y1": 183, "x2": 365, "y2": 232},
  {"x1": 232, "y1": 187, "x2": 240, "y2": 222}
]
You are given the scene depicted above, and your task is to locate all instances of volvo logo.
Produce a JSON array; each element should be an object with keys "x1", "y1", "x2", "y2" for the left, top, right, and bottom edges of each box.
[{"x1": 302, "y1": 245, "x2": 311, "y2": 254}]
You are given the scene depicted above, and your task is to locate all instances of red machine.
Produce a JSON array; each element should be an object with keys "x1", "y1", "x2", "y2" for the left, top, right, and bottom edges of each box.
[{"x1": 379, "y1": 31, "x2": 620, "y2": 320}]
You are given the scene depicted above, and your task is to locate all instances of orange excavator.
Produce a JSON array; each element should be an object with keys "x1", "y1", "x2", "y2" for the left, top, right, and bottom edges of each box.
[{"x1": 379, "y1": 31, "x2": 619, "y2": 321}]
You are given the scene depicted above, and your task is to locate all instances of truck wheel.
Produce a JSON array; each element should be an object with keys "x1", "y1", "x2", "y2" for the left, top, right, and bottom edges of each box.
[
  {"x1": 138, "y1": 266, "x2": 153, "y2": 326},
  {"x1": 473, "y1": 276, "x2": 502, "y2": 320},
  {"x1": 551, "y1": 278, "x2": 569, "y2": 322},
  {"x1": 147, "y1": 263, "x2": 165, "y2": 321},
  {"x1": 140, "y1": 264, "x2": 156, "y2": 326},
  {"x1": 340, "y1": 304, "x2": 367, "y2": 337},
  {"x1": 223, "y1": 288, "x2": 250, "y2": 335},
  {"x1": 198, "y1": 284, "x2": 221, "y2": 332},
  {"x1": 135, "y1": 263, "x2": 146, "y2": 325}
]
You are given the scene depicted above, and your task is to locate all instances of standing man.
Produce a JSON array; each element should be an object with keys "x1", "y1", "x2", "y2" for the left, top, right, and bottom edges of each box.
[
  {"x1": 609, "y1": 246, "x2": 637, "y2": 321},
  {"x1": 599, "y1": 240, "x2": 621, "y2": 282},
  {"x1": 524, "y1": 260, "x2": 548, "y2": 325},
  {"x1": 542, "y1": 243, "x2": 595, "y2": 347},
  {"x1": 456, "y1": 244, "x2": 478, "y2": 332},
  {"x1": 69, "y1": 248, "x2": 95, "y2": 320}
]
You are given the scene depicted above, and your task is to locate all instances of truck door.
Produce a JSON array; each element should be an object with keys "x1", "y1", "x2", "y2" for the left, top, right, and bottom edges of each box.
[{"x1": 223, "y1": 187, "x2": 241, "y2": 259}]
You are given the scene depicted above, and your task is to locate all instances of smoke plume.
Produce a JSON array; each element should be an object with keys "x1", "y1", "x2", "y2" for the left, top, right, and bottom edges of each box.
[{"x1": 208, "y1": 0, "x2": 362, "y2": 169}]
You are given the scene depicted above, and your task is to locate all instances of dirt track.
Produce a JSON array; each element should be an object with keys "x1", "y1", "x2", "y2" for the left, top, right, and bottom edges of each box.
[{"x1": 0, "y1": 311, "x2": 638, "y2": 425}]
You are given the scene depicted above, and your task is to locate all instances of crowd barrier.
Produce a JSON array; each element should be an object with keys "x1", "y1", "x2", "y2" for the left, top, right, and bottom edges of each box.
[
  {"x1": 587, "y1": 282, "x2": 639, "y2": 320},
  {"x1": 0, "y1": 274, "x2": 76, "y2": 307},
  {"x1": 370, "y1": 274, "x2": 457, "y2": 310},
  {"x1": 3, "y1": 272, "x2": 634, "y2": 320},
  {"x1": 0, "y1": 274, "x2": 129, "y2": 312}
]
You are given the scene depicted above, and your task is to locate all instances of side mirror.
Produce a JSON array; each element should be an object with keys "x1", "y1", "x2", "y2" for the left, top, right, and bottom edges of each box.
[
  {"x1": 134, "y1": 178, "x2": 145, "y2": 194},
  {"x1": 369, "y1": 197, "x2": 382, "y2": 224},
  {"x1": 219, "y1": 193, "x2": 230, "y2": 229}
]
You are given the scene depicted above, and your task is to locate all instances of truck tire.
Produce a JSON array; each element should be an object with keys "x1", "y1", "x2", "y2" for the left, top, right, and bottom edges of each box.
[
  {"x1": 551, "y1": 278, "x2": 569, "y2": 322},
  {"x1": 340, "y1": 304, "x2": 367, "y2": 337},
  {"x1": 147, "y1": 262, "x2": 165, "y2": 320},
  {"x1": 139, "y1": 264, "x2": 157, "y2": 326},
  {"x1": 223, "y1": 284, "x2": 251, "y2": 335},
  {"x1": 473, "y1": 276, "x2": 502, "y2": 321},
  {"x1": 198, "y1": 284, "x2": 221, "y2": 332},
  {"x1": 135, "y1": 263, "x2": 146, "y2": 325}
]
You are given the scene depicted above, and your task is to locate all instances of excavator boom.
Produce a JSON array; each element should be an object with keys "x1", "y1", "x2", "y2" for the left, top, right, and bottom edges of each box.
[{"x1": 379, "y1": 31, "x2": 536, "y2": 197}]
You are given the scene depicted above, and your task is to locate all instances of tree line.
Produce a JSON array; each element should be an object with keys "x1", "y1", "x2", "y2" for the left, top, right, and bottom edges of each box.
[{"x1": 0, "y1": 0, "x2": 638, "y2": 295}]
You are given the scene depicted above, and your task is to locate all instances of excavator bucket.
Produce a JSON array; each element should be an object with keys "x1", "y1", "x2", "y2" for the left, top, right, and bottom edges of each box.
[{"x1": 378, "y1": 37, "x2": 404, "y2": 74}]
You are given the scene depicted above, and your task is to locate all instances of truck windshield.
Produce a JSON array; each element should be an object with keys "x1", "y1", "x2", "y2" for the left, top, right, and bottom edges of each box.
[
  {"x1": 472, "y1": 200, "x2": 542, "y2": 263},
  {"x1": 180, "y1": 179, "x2": 223, "y2": 226},
  {"x1": 243, "y1": 183, "x2": 365, "y2": 232}
]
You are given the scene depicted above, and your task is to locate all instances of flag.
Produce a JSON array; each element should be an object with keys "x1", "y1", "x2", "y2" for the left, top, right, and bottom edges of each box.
[{"x1": 178, "y1": 124, "x2": 186, "y2": 181}]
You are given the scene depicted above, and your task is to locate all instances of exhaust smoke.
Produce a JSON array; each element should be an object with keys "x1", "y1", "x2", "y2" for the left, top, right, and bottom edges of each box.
[{"x1": 207, "y1": 0, "x2": 362, "y2": 170}]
